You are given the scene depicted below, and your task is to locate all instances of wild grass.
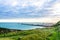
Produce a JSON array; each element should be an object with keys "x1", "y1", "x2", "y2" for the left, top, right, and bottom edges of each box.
[{"x1": 0, "y1": 27, "x2": 59, "y2": 40}]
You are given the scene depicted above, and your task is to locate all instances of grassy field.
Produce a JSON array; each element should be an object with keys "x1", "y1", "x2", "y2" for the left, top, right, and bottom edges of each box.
[
  {"x1": 0, "y1": 21, "x2": 60, "y2": 40},
  {"x1": 0, "y1": 27, "x2": 59, "y2": 40}
]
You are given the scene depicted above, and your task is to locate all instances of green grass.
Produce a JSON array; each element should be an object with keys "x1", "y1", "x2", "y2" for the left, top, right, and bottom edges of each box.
[
  {"x1": 0, "y1": 27, "x2": 59, "y2": 40},
  {"x1": 0, "y1": 37, "x2": 15, "y2": 40},
  {"x1": 0, "y1": 21, "x2": 60, "y2": 40}
]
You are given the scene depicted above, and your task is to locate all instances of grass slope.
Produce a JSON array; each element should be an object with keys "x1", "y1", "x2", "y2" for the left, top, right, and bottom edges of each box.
[
  {"x1": 0, "y1": 21, "x2": 60, "y2": 40},
  {"x1": 0, "y1": 27, "x2": 58, "y2": 40}
]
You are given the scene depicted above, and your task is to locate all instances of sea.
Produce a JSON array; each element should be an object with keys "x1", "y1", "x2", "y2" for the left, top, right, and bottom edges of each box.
[{"x1": 0, "y1": 22, "x2": 45, "y2": 30}]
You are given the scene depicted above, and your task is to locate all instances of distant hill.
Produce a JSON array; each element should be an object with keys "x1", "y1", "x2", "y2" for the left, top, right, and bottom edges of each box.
[
  {"x1": 52, "y1": 21, "x2": 60, "y2": 32},
  {"x1": 21, "y1": 23, "x2": 54, "y2": 27},
  {"x1": 53, "y1": 21, "x2": 60, "y2": 27}
]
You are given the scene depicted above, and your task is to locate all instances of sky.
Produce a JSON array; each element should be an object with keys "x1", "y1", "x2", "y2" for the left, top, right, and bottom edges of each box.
[{"x1": 0, "y1": 0, "x2": 60, "y2": 23}]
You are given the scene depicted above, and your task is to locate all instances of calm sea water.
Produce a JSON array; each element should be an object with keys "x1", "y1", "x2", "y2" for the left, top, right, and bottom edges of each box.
[{"x1": 0, "y1": 22, "x2": 45, "y2": 30}]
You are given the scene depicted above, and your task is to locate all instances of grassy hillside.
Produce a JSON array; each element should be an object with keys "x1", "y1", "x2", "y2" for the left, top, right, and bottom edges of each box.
[
  {"x1": 0, "y1": 27, "x2": 57, "y2": 40},
  {"x1": 0, "y1": 21, "x2": 60, "y2": 40},
  {"x1": 54, "y1": 21, "x2": 60, "y2": 40}
]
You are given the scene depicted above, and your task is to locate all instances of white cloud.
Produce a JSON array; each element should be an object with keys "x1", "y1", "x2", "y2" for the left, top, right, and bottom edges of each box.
[
  {"x1": 0, "y1": 0, "x2": 47, "y2": 8},
  {"x1": 30, "y1": 0, "x2": 47, "y2": 8},
  {"x1": 11, "y1": 1, "x2": 18, "y2": 7},
  {"x1": 0, "y1": 0, "x2": 60, "y2": 22},
  {"x1": 51, "y1": 1, "x2": 60, "y2": 16},
  {"x1": 2, "y1": 0, "x2": 18, "y2": 7},
  {"x1": 0, "y1": 17, "x2": 60, "y2": 23}
]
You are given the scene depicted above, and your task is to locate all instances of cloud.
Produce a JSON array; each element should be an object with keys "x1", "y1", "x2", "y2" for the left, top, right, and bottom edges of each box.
[
  {"x1": 0, "y1": 17, "x2": 60, "y2": 23},
  {"x1": 0, "y1": 0, "x2": 18, "y2": 7},
  {"x1": 47, "y1": 0, "x2": 60, "y2": 18},
  {"x1": 52, "y1": 1, "x2": 60, "y2": 15},
  {"x1": 0, "y1": 0, "x2": 47, "y2": 18},
  {"x1": 0, "y1": 0, "x2": 60, "y2": 21}
]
